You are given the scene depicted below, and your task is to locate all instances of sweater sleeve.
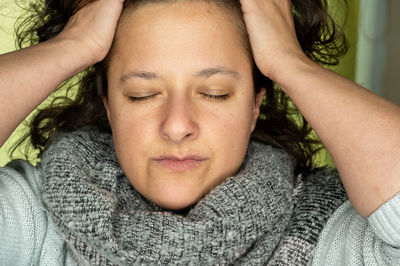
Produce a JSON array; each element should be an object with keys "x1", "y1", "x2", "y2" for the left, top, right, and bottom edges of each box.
[
  {"x1": 311, "y1": 192, "x2": 400, "y2": 266},
  {"x1": 0, "y1": 160, "x2": 75, "y2": 265}
]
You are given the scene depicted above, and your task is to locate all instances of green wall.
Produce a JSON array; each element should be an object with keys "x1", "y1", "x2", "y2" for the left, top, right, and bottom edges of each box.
[
  {"x1": 0, "y1": 0, "x2": 360, "y2": 167},
  {"x1": 318, "y1": 0, "x2": 360, "y2": 166},
  {"x1": 329, "y1": 0, "x2": 360, "y2": 81},
  {"x1": 0, "y1": 1, "x2": 27, "y2": 166}
]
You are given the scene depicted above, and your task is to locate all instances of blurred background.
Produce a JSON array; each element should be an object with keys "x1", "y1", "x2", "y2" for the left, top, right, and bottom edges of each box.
[{"x1": 0, "y1": 0, "x2": 399, "y2": 166}]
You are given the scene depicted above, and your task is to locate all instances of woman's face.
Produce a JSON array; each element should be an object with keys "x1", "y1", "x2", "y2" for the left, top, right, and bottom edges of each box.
[{"x1": 104, "y1": 1, "x2": 265, "y2": 210}]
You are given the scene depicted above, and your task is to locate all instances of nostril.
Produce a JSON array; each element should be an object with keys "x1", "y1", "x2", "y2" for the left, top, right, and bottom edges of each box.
[
  {"x1": 160, "y1": 98, "x2": 198, "y2": 143},
  {"x1": 160, "y1": 119, "x2": 197, "y2": 143}
]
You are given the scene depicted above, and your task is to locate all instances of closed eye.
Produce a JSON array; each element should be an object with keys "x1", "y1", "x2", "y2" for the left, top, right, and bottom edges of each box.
[
  {"x1": 129, "y1": 93, "x2": 159, "y2": 102},
  {"x1": 199, "y1": 92, "x2": 231, "y2": 101}
]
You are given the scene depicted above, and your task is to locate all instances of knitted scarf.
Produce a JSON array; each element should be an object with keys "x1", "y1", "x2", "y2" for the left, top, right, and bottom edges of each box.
[{"x1": 39, "y1": 129, "x2": 347, "y2": 265}]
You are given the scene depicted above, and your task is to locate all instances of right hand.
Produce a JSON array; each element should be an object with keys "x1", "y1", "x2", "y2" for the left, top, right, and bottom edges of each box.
[{"x1": 55, "y1": 0, "x2": 125, "y2": 65}]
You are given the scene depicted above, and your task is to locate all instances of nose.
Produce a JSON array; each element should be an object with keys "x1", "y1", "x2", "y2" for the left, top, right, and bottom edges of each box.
[{"x1": 160, "y1": 94, "x2": 199, "y2": 144}]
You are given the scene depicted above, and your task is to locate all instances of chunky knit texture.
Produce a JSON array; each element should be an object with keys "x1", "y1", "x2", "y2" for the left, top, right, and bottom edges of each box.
[
  {"x1": 2, "y1": 161, "x2": 400, "y2": 265},
  {"x1": 268, "y1": 169, "x2": 349, "y2": 265},
  {"x1": 39, "y1": 129, "x2": 348, "y2": 265},
  {"x1": 2, "y1": 129, "x2": 400, "y2": 265},
  {"x1": 40, "y1": 129, "x2": 295, "y2": 265}
]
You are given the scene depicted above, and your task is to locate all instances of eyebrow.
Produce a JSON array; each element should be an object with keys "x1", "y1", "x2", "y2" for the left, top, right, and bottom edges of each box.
[{"x1": 119, "y1": 67, "x2": 241, "y2": 84}]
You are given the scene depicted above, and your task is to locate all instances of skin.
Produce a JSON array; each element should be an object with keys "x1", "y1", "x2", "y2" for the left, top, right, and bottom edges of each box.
[
  {"x1": 0, "y1": 0, "x2": 399, "y2": 217},
  {"x1": 103, "y1": 2, "x2": 265, "y2": 210},
  {"x1": 0, "y1": 0, "x2": 124, "y2": 146},
  {"x1": 241, "y1": 0, "x2": 400, "y2": 217}
]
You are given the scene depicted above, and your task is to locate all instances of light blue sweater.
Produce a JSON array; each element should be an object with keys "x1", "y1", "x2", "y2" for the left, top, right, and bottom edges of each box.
[
  {"x1": 0, "y1": 160, "x2": 76, "y2": 265},
  {"x1": 1, "y1": 160, "x2": 399, "y2": 265}
]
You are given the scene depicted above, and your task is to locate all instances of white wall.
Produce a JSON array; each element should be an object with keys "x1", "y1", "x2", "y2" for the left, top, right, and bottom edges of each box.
[
  {"x1": 383, "y1": 0, "x2": 400, "y2": 105},
  {"x1": 355, "y1": 0, "x2": 400, "y2": 105}
]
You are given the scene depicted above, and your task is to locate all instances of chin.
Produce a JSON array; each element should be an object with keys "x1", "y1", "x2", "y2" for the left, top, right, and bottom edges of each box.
[
  {"x1": 148, "y1": 186, "x2": 206, "y2": 211},
  {"x1": 153, "y1": 195, "x2": 201, "y2": 211}
]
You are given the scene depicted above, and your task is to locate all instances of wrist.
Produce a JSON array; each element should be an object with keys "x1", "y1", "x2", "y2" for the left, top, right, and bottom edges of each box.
[
  {"x1": 268, "y1": 52, "x2": 313, "y2": 81},
  {"x1": 268, "y1": 53, "x2": 322, "y2": 94},
  {"x1": 46, "y1": 37, "x2": 97, "y2": 76}
]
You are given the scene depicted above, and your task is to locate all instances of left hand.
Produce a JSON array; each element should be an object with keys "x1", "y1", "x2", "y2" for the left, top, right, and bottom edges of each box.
[
  {"x1": 242, "y1": 0, "x2": 400, "y2": 218},
  {"x1": 240, "y1": 0, "x2": 306, "y2": 81}
]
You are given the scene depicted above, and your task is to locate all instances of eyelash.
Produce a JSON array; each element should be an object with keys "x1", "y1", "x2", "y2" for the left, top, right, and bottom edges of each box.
[
  {"x1": 128, "y1": 93, "x2": 231, "y2": 102},
  {"x1": 129, "y1": 94, "x2": 158, "y2": 102},
  {"x1": 199, "y1": 93, "x2": 231, "y2": 101}
]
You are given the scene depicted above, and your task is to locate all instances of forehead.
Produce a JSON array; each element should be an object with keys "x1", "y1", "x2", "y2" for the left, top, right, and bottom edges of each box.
[
  {"x1": 118, "y1": 1, "x2": 244, "y2": 39},
  {"x1": 107, "y1": 1, "x2": 251, "y2": 76}
]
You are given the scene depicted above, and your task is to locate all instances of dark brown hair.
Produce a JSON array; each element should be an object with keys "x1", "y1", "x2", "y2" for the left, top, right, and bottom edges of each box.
[{"x1": 13, "y1": 0, "x2": 348, "y2": 175}]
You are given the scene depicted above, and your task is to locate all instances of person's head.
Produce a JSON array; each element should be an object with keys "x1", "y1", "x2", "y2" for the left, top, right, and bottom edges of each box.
[
  {"x1": 98, "y1": 0, "x2": 264, "y2": 209},
  {"x1": 15, "y1": 0, "x2": 348, "y2": 210}
]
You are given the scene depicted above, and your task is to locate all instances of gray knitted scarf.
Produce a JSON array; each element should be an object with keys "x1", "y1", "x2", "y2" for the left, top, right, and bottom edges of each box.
[{"x1": 40, "y1": 129, "x2": 347, "y2": 265}]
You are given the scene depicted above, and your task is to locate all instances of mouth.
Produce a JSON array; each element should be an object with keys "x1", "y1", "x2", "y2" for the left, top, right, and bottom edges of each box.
[{"x1": 152, "y1": 155, "x2": 208, "y2": 172}]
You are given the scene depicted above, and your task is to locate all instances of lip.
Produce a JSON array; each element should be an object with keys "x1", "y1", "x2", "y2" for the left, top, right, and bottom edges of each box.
[{"x1": 153, "y1": 154, "x2": 208, "y2": 172}]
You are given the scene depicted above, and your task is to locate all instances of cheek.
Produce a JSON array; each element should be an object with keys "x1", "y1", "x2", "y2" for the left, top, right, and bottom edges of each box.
[
  {"x1": 216, "y1": 93, "x2": 254, "y2": 134},
  {"x1": 108, "y1": 92, "x2": 153, "y2": 134},
  {"x1": 106, "y1": 98, "x2": 156, "y2": 168},
  {"x1": 109, "y1": 105, "x2": 158, "y2": 196},
  {"x1": 204, "y1": 97, "x2": 255, "y2": 169},
  {"x1": 111, "y1": 109, "x2": 156, "y2": 151},
  {"x1": 208, "y1": 107, "x2": 252, "y2": 142}
]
